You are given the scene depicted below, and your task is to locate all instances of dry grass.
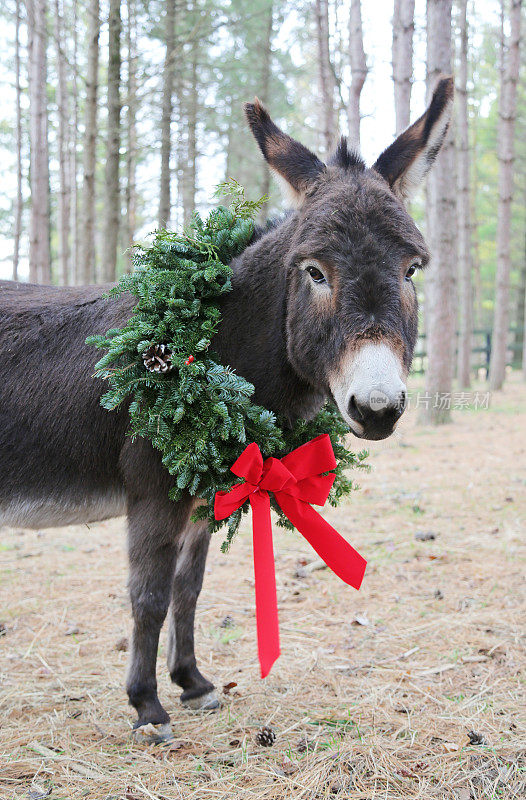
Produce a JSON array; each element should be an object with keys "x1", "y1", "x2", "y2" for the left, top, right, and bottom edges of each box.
[{"x1": 1, "y1": 376, "x2": 525, "y2": 800}]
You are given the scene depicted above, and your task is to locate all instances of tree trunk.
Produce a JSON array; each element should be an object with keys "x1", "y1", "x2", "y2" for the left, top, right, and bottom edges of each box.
[
  {"x1": 523, "y1": 233, "x2": 526, "y2": 378},
  {"x1": 175, "y1": 46, "x2": 185, "y2": 231},
  {"x1": 347, "y1": 0, "x2": 367, "y2": 148},
  {"x1": 181, "y1": 40, "x2": 198, "y2": 222},
  {"x1": 102, "y1": 0, "x2": 122, "y2": 282},
  {"x1": 159, "y1": 0, "x2": 176, "y2": 229},
  {"x1": 224, "y1": 98, "x2": 234, "y2": 181},
  {"x1": 315, "y1": 0, "x2": 336, "y2": 154},
  {"x1": 516, "y1": 235, "x2": 526, "y2": 373},
  {"x1": 259, "y1": 1, "x2": 273, "y2": 214},
  {"x1": 488, "y1": 0, "x2": 523, "y2": 391},
  {"x1": 392, "y1": 0, "x2": 414, "y2": 134},
  {"x1": 422, "y1": 0, "x2": 457, "y2": 424},
  {"x1": 470, "y1": 111, "x2": 482, "y2": 328},
  {"x1": 79, "y1": 0, "x2": 100, "y2": 284},
  {"x1": 124, "y1": 0, "x2": 137, "y2": 271},
  {"x1": 54, "y1": 0, "x2": 71, "y2": 285},
  {"x1": 456, "y1": 0, "x2": 472, "y2": 388},
  {"x1": 27, "y1": 0, "x2": 51, "y2": 284},
  {"x1": 71, "y1": 0, "x2": 79, "y2": 282},
  {"x1": 13, "y1": 0, "x2": 23, "y2": 282}
]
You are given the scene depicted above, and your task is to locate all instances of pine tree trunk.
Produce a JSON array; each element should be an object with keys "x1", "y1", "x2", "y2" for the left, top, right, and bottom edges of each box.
[
  {"x1": 347, "y1": 0, "x2": 367, "y2": 148},
  {"x1": 470, "y1": 112, "x2": 482, "y2": 328},
  {"x1": 523, "y1": 234, "x2": 526, "y2": 378},
  {"x1": 516, "y1": 237, "x2": 526, "y2": 372},
  {"x1": 13, "y1": 0, "x2": 23, "y2": 282},
  {"x1": 514, "y1": 189, "x2": 526, "y2": 366},
  {"x1": 182, "y1": 41, "x2": 198, "y2": 222},
  {"x1": 259, "y1": 1, "x2": 273, "y2": 214},
  {"x1": 489, "y1": 0, "x2": 523, "y2": 391},
  {"x1": 71, "y1": 0, "x2": 79, "y2": 282},
  {"x1": 175, "y1": 52, "x2": 185, "y2": 231},
  {"x1": 422, "y1": 0, "x2": 457, "y2": 424},
  {"x1": 456, "y1": 0, "x2": 472, "y2": 388},
  {"x1": 79, "y1": 0, "x2": 100, "y2": 284},
  {"x1": 392, "y1": 0, "x2": 414, "y2": 135},
  {"x1": 224, "y1": 103, "x2": 233, "y2": 180},
  {"x1": 315, "y1": 0, "x2": 335, "y2": 154},
  {"x1": 27, "y1": 0, "x2": 51, "y2": 284},
  {"x1": 102, "y1": 0, "x2": 122, "y2": 282},
  {"x1": 124, "y1": 0, "x2": 137, "y2": 271},
  {"x1": 54, "y1": 0, "x2": 71, "y2": 285},
  {"x1": 159, "y1": 0, "x2": 176, "y2": 229}
]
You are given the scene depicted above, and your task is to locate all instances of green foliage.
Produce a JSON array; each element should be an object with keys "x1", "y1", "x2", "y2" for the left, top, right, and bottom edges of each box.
[
  {"x1": 214, "y1": 178, "x2": 268, "y2": 219},
  {"x1": 88, "y1": 199, "x2": 368, "y2": 546}
]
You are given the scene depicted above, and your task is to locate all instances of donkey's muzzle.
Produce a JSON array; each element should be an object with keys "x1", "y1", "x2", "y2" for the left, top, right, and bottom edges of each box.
[
  {"x1": 348, "y1": 388, "x2": 406, "y2": 440},
  {"x1": 329, "y1": 341, "x2": 408, "y2": 440}
]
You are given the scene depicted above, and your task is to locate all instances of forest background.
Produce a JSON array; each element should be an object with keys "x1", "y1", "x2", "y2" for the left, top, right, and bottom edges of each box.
[{"x1": 0, "y1": 0, "x2": 524, "y2": 421}]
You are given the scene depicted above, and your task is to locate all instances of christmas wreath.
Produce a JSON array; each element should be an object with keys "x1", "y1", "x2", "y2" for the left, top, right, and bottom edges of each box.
[{"x1": 87, "y1": 183, "x2": 368, "y2": 551}]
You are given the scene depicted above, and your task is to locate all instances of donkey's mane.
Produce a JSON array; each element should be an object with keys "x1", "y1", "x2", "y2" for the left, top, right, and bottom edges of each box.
[{"x1": 328, "y1": 137, "x2": 366, "y2": 172}]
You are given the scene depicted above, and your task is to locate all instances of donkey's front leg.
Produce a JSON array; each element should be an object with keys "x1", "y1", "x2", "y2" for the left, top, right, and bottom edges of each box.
[
  {"x1": 126, "y1": 496, "x2": 192, "y2": 737},
  {"x1": 167, "y1": 518, "x2": 219, "y2": 710}
]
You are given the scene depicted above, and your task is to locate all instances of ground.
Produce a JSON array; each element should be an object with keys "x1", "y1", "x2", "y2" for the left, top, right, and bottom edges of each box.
[{"x1": 1, "y1": 376, "x2": 525, "y2": 800}]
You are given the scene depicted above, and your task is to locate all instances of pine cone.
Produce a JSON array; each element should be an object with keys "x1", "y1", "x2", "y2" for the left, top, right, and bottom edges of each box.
[
  {"x1": 143, "y1": 344, "x2": 173, "y2": 374},
  {"x1": 255, "y1": 725, "x2": 276, "y2": 747}
]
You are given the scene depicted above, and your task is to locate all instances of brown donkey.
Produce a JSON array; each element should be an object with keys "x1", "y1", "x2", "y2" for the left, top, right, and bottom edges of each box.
[{"x1": 0, "y1": 78, "x2": 453, "y2": 739}]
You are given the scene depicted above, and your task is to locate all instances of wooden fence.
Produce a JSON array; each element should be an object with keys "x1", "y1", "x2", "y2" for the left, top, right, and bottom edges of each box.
[{"x1": 411, "y1": 328, "x2": 524, "y2": 376}]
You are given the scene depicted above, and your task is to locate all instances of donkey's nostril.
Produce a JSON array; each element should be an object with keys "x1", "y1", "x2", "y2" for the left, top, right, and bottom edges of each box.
[
  {"x1": 347, "y1": 386, "x2": 407, "y2": 435},
  {"x1": 348, "y1": 394, "x2": 365, "y2": 422}
]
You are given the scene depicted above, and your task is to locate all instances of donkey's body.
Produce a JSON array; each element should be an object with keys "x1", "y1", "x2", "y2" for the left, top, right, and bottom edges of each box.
[
  {"x1": 0, "y1": 80, "x2": 453, "y2": 737},
  {"x1": 0, "y1": 224, "x2": 331, "y2": 729},
  {"x1": 0, "y1": 282, "x2": 131, "y2": 528},
  {"x1": 0, "y1": 221, "x2": 317, "y2": 528}
]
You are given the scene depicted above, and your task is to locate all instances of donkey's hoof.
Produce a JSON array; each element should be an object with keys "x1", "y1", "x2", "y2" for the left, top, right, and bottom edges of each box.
[
  {"x1": 132, "y1": 721, "x2": 174, "y2": 745},
  {"x1": 181, "y1": 689, "x2": 220, "y2": 711}
]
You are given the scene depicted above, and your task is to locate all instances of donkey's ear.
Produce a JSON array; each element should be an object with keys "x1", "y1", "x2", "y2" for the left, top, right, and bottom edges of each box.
[
  {"x1": 244, "y1": 98, "x2": 325, "y2": 208},
  {"x1": 373, "y1": 77, "x2": 454, "y2": 205}
]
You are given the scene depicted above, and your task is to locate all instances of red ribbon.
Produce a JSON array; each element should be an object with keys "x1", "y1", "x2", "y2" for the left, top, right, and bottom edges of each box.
[{"x1": 214, "y1": 434, "x2": 367, "y2": 678}]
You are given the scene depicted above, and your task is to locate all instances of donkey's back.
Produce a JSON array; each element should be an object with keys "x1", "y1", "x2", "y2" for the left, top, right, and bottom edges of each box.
[{"x1": 0, "y1": 280, "x2": 132, "y2": 528}]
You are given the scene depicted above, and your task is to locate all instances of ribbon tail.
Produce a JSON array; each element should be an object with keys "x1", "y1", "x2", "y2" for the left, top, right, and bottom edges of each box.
[
  {"x1": 249, "y1": 490, "x2": 281, "y2": 678},
  {"x1": 276, "y1": 494, "x2": 367, "y2": 590}
]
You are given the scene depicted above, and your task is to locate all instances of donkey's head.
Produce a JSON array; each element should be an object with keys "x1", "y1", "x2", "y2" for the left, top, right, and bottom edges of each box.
[{"x1": 245, "y1": 78, "x2": 453, "y2": 440}]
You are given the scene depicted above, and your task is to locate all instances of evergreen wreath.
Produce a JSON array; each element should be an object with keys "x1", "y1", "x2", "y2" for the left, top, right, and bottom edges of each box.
[{"x1": 87, "y1": 181, "x2": 369, "y2": 550}]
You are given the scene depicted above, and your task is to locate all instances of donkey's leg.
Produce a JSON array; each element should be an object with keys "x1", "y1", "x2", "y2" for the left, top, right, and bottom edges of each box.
[
  {"x1": 167, "y1": 519, "x2": 219, "y2": 710},
  {"x1": 126, "y1": 495, "x2": 192, "y2": 737}
]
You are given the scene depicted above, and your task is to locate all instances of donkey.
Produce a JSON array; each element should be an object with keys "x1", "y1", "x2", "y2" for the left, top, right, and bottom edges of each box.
[{"x1": 0, "y1": 78, "x2": 453, "y2": 740}]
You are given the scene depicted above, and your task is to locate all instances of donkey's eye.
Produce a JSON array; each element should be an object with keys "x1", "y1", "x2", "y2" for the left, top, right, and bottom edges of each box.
[
  {"x1": 405, "y1": 263, "x2": 420, "y2": 280},
  {"x1": 306, "y1": 265, "x2": 327, "y2": 284}
]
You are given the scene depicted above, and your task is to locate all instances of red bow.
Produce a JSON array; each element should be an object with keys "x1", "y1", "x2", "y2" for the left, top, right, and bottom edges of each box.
[{"x1": 214, "y1": 434, "x2": 367, "y2": 678}]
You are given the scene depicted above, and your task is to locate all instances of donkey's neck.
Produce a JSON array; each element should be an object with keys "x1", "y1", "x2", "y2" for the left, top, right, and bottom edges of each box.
[{"x1": 213, "y1": 219, "x2": 325, "y2": 423}]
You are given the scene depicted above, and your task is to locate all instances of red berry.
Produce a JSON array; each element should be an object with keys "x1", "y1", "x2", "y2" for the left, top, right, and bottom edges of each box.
[{"x1": 185, "y1": 355, "x2": 195, "y2": 365}]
